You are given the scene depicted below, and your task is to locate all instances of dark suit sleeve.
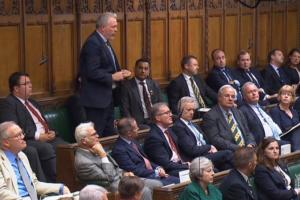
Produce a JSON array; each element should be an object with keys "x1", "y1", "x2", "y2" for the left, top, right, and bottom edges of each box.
[
  {"x1": 167, "y1": 80, "x2": 181, "y2": 114},
  {"x1": 151, "y1": 80, "x2": 163, "y2": 103},
  {"x1": 144, "y1": 133, "x2": 188, "y2": 172},
  {"x1": 222, "y1": 183, "x2": 252, "y2": 200},
  {"x1": 254, "y1": 165, "x2": 297, "y2": 200},
  {"x1": 0, "y1": 99, "x2": 15, "y2": 123},
  {"x1": 269, "y1": 107, "x2": 283, "y2": 130},
  {"x1": 202, "y1": 112, "x2": 238, "y2": 151},
  {"x1": 198, "y1": 77, "x2": 217, "y2": 103},
  {"x1": 236, "y1": 110, "x2": 256, "y2": 146},
  {"x1": 172, "y1": 126, "x2": 211, "y2": 158},
  {"x1": 119, "y1": 83, "x2": 131, "y2": 117}
]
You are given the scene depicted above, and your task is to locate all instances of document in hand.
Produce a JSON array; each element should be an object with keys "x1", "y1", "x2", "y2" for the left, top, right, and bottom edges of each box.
[{"x1": 279, "y1": 123, "x2": 300, "y2": 138}]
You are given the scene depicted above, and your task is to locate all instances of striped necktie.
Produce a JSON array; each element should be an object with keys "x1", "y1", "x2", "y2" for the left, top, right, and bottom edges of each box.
[
  {"x1": 190, "y1": 77, "x2": 206, "y2": 108},
  {"x1": 226, "y1": 112, "x2": 245, "y2": 147}
]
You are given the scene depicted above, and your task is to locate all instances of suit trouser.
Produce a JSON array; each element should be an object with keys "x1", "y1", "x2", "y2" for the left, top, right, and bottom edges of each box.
[{"x1": 23, "y1": 146, "x2": 46, "y2": 182}]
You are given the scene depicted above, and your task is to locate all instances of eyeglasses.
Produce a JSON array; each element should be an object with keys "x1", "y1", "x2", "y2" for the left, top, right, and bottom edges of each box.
[
  {"x1": 7, "y1": 132, "x2": 25, "y2": 140},
  {"x1": 157, "y1": 110, "x2": 172, "y2": 116},
  {"x1": 18, "y1": 81, "x2": 32, "y2": 86}
]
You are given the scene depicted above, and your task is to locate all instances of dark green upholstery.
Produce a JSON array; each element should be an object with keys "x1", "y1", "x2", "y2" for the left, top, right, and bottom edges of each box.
[
  {"x1": 162, "y1": 92, "x2": 168, "y2": 103},
  {"x1": 44, "y1": 107, "x2": 75, "y2": 143},
  {"x1": 288, "y1": 161, "x2": 300, "y2": 180},
  {"x1": 114, "y1": 106, "x2": 121, "y2": 120}
]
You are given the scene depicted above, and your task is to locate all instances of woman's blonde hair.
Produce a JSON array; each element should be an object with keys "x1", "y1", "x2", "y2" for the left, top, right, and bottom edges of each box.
[{"x1": 278, "y1": 85, "x2": 296, "y2": 105}]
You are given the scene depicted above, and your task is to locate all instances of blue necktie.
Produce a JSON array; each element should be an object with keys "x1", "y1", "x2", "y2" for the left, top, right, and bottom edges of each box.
[{"x1": 188, "y1": 121, "x2": 206, "y2": 145}]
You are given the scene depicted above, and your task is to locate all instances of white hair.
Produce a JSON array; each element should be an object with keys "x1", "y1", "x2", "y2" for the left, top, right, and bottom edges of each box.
[
  {"x1": 79, "y1": 185, "x2": 107, "y2": 200},
  {"x1": 190, "y1": 157, "x2": 213, "y2": 182},
  {"x1": 75, "y1": 122, "x2": 94, "y2": 144}
]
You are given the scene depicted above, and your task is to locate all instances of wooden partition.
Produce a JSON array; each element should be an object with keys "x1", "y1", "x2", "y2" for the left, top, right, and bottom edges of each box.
[{"x1": 0, "y1": 0, "x2": 299, "y2": 102}]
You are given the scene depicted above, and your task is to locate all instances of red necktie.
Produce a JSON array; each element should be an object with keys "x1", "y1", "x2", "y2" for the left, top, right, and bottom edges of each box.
[
  {"x1": 131, "y1": 142, "x2": 153, "y2": 170},
  {"x1": 164, "y1": 130, "x2": 181, "y2": 160},
  {"x1": 25, "y1": 101, "x2": 49, "y2": 132}
]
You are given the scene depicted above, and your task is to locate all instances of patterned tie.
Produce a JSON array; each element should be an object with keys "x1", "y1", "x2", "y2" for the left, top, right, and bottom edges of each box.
[
  {"x1": 190, "y1": 77, "x2": 206, "y2": 108},
  {"x1": 139, "y1": 81, "x2": 152, "y2": 115},
  {"x1": 131, "y1": 142, "x2": 153, "y2": 170},
  {"x1": 16, "y1": 157, "x2": 38, "y2": 200},
  {"x1": 226, "y1": 112, "x2": 245, "y2": 147},
  {"x1": 246, "y1": 71, "x2": 260, "y2": 87},
  {"x1": 25, "y1": 101, "x2": 49, "y2": 133}
]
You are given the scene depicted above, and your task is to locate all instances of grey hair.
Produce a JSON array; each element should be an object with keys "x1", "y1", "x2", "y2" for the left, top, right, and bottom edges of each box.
[
  {"x1": 190, "y1": 157, "x2": 213, "y2": 182},
  {"x1": 218, "y1": 84, "x2": 237, "y2": 97},
  {"x1": 177, "y1": 96, "x2": 196, "y2": 115},
  {"x1": 96, "y1": 12, "x2": 117, "y2": 29},
  {"x1": 0, "y1": 121, "x2": 18, "y2": 147},
  {"x1": 150, "y1": 102, "x2": 169, "y2": 122},
  {"x1": 75, "y1": 122, "x2": 95, "y2": 144},
  {"x1": 79, "y1": 185, "x2": 107, "y2": 200},
  {"x1": 241, "y1": 82, "x2": 257, "y2": 96}
]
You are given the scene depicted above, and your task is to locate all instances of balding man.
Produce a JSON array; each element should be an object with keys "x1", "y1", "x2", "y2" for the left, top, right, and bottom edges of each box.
[
  {"x1": 202, "y1": 85, "x2": 256, "y2": 151},
  {"x1": 0, "y1": 121, "x2": 69, "y2": 200}
]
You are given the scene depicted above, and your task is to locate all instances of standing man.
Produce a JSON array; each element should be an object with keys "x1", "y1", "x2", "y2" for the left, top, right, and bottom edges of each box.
[
  {"x1": 167, "y1": 55, "x2": 217, "y2": 115},
  {"x1": 120, "y1": 58, "x2": 163, "y2": 128},
  {"x1": 79, "y1": 12, "x2": 131, "y2": 137}
]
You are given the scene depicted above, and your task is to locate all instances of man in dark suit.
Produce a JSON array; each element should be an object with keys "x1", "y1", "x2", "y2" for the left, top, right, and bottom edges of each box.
[
  {"x1": 79, "y1": 12, "x2": 131, "y2": 137},
  {"x1": 234, "y1": 50, "x2": 277, "y2": 103},
  {"x1": 262, "y1": 49, "x2": 291, "y2": 95},
  {"x1": 172, "y1": 96, "x2": 233, "y2": 170},
  {"x1": 220, "y1": 147, "x2": 258, "y2": 200},
  {"x1": 167, "y1": 55, "x2": 217, "y2": 115},
  {"x1": 202, "y1": 85, "x2": 256, "y2": 151},
  {"x1": 144, "y1": 103, "x2": 189, "y2": 177},
  {"x1": 111, "y1": 118, "x2": 179, "y2": 185},
  {"x1": 239, "y1": 82, "x2": 288, "y2": 145},
  {"x1": 120, "y1": 58, "x2": 162, "y2": 128},
  {"x1": 0, "y1": 72, "x2": 67, "y2": 182}
]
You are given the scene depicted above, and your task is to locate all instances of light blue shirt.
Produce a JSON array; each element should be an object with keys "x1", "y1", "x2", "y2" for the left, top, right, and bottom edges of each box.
[
  {"x1": 180, "y1": 118, "x2": 206, "y2": 145},
  {"x1": 4, "y1": 150, "x2": 29, "y2": 197}
]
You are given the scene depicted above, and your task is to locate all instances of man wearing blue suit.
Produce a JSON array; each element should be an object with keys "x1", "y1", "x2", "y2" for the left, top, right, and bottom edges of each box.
[
  {"x1": 79, "y1": 12, "x2": 131, "y2": 136},
  {"x1": 172, "y1": 96, "x2": 233, "y2": 170},
  {"x1": 144, "y1": 103, "x2": 189, "y2": 177},
  {"x1": 262, "y1": 49, "x2": 291, "y2": 95},
  {"x1": 111, "y1": 118, "x2": 179, "y2": 185},
  {"x1": 220, "y1": 147, "x2": 258, "y2": 200}
]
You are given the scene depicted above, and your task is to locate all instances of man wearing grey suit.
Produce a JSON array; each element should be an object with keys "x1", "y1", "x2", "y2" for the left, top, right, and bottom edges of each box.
[
  {"x1": 74, "y1": 122, "x2": 162, "y2": 200},
  {"x1": 202, "y1": 85, "x2": 256, "y2": 151}
]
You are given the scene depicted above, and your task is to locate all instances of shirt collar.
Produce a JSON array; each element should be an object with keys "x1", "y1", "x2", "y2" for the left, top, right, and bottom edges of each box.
[
  {"x1": 156, "y1": 124, "x2": 168, "y2": 133},
  {"x1": 14, "y1": 95, "x2": 26, "y2": 104},
  {"x1": 4, "y1": 150, "x2": 17, "y2": 163},
  {"x1": 135, "y1": 77, "x2": 146, "y2": 85},
  {"x1": 182, "y1": 73, "x2": 192, "y2": 81},
  {"x1": 237, "y1": 169, "x2": 249, "y2": 183},
  {"x1": 96, "y1": 31, "x2": 108, "y2": 43},
  {"x1": 270, "y1": 64, "x2": 279, "y2": 71},
  {"x1": 120, "y1": 136, "x2": 132, "y2": 145},
  {"x1": 180, "y1": 118, "x2": 190, "y2": 126}
]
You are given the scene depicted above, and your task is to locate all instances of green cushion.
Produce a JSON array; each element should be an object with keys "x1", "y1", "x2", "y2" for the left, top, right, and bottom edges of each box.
[
  {"x1": 44, "y1": 107, "x2": 75, "y2": 143},
  {"x1": 288, "y1": 161, "x2": 300, "y2": 180},
  {"x1": 114, "y1": 106, "x2": 121, "y2": 120},
  {"x1": 162, "y1": 92, "x2": 168, "y2": 103}
]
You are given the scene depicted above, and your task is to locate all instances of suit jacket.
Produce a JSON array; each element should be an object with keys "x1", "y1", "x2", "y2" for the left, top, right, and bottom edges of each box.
[
  {"x1": 79, "y1": 31, "x2": 121, "y2": 108},
  {"x1": 220, "y1": 169, "x2": 257, "y2": 200},
  {"x1": 120, "y1": 78, "x2": 163, "y2": 125},
  {"x1": 143, "y1": 124, "x2": 189, "y2": 176},
  {"x1": 0, "y1": 150, "x2": 61, "y2": 200},
  {"x1": 239, "y1": 104, "x2": 267, "y2": 144},
  {"x1": 167, "y1": 74, "x2": 217, "y2": 114},
  {"x1": 282, "y1": 66, "x2": 300, "y2": 85},
  {"x1": 172, "y1": 119, "x2": 211, "y2": 161},
  {"x1": 262, "y1": 65, "x2": 291, "y2": 95},
  {"x1": 254, "y1": 164, "x2": 298, "y2": 200},
  {"x1": 202, "y1": 105, "x2": 256, "y2": 151},
  {"x1": 206, "y1": 66, "x2": 239, "y2": 92},
  {"x1": 233, "y1": 67, "x2": 265, "y2": 89},
  {"x1": 111, "y1": 137, "x2": 158, "y2": 178},
  {"x1": 74, "y1": 147, "x2": 123, "y2": 191},
  {"x1": 0, "y1": 94, "x2": 50, "y2": 140}
]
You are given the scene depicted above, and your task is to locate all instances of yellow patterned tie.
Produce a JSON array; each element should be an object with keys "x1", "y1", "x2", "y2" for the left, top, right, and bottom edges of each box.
[
  {"x1": 227, "y1": 112, "x2": 245, "y2": 147},
  {"x1": 190, "y1": 77, "x2": 206, "y2": 108}
]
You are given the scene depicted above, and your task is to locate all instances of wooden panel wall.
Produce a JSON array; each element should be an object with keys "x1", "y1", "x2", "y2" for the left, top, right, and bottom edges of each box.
[{"x1": 0, "y1": 0, "x2": 299, "y2": 101}]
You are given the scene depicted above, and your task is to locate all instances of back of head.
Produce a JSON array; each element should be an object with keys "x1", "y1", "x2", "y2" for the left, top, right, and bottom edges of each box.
[
  {"x1": 234, "y1": 147, "x2": 256, "y2": 169},
  {"x1": 118, "y1": 176, "x2": 144, "y2": 200},
  {"x1": 79, "y1": 185, "x2": 107, "y2": 200},
  {"x1": 117, "y1": 118, "x2": 135, "y2": 137}
]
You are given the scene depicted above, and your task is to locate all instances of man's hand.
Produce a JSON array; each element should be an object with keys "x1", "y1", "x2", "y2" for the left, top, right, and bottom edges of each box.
[
  {"x1": 121, "y1": 69, "x2": 131, "y2": 79},
  {"x1": 158, "y1": 167, "x2": 168, "y2": 177},
  {"x1": 247, "y1": 144, "x2": 255, "y2": 148},
  {"x1": 112, "y1": 71, "x2": 125, "y2": 81},
  {"x1": 91, "y1": 143, "x2": 106, "y2": 158},
  {"x1": 123, "y1": 172, "x2": 135, "y2": 176},
  {"x1": 39, "y1": 131, "x2": 55, "y2": 142},
  {"x1": 63, "y1": 186, "x2": 71, "y2": 194}
]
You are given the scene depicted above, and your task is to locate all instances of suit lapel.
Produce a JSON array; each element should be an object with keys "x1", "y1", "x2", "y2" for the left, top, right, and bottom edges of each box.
[
  {"x1": 178, "y1": 74, "x2": 190, "y2": 96},
  {"x1": 154, "y1": 125, "x2": 173, "y2": 156},
  {"x1": 12, "y1": 95, "x2": 35, "y2": 126},
  {"x1": 130, "y1": 79, "x2": 144, "y2": 111},
  {"x1": 177, "y1": 120, "x2": 198, "y2": 143}
]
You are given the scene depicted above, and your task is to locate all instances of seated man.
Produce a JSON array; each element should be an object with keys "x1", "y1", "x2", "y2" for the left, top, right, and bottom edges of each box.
[
  {"x1": 120, "y1": 58, "x2": 163, "y2": 128},
  {"x1": 74, "y1": 122, "x2": 161, "y2": 199},
  {"x1": 202, "y1": 85, "x2": 256, "y2": 151},
  {"x1": 0, "y1": 121, "x2": 70, "y2": 200},
  {"x1": 144, "y1": 103, "x2": 189, "y2": 177},
  {"x1": 219, "y1": 147, "x2": 258, "y2": 200},
  {"x1": 0, "y1": 72, "x2": 67, "y2": 182},
  {"x1": 118, "y1": 176, "x2": 144, "y2": 200},
  {"x1": 79, "y1": 185, "x2": 108, "y2": 200},
  {"x1": 172, "y1": 97, "x2": 233, "y2": 170},
  {"x1": 111, "y1": 118, "x2": 179, "y2": 185},
  {"x1": 167, "y1": 55, "x2": 217, "y2": 115},
  {"x1": 240, "y1": 82, "x2": 288, "y2": 146}
]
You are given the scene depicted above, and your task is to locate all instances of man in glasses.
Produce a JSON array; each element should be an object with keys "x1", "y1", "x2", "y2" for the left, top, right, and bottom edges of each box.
[
  {"x1": 0, "y1": 121, "x2": 70, "y2": 200},
  {"x1": 0, "y1": 71, "x2": 67, "y2": 182}
]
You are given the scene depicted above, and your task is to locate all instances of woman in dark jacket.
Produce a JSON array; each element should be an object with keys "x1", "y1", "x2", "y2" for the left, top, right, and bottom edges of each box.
[{"x1": 254, "y1": 137, "x2": 300, "y2": 200}]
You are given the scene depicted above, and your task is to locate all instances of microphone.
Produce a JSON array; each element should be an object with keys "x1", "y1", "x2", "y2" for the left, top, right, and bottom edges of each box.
[{"x1": 39, "y1": 56, "x2": 48, "y2": 65}]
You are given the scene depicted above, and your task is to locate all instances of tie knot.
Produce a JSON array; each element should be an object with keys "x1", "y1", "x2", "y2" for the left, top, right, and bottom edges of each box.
[
  {"x1": 106, "y1": 41, "x2": 111, "y2": 46},
  {"x1": 139, "y1": 81, "x2": 145, "y2": 86}
]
